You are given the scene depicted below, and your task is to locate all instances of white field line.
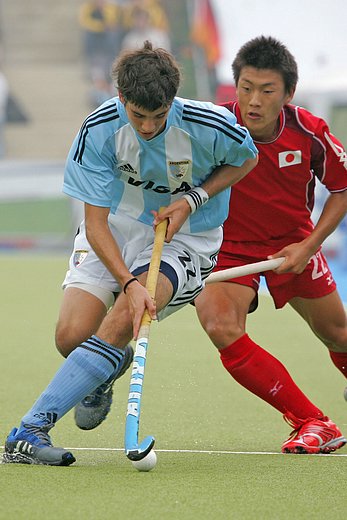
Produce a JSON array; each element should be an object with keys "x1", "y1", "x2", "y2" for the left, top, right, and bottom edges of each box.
[
  {"x1": 65, "y1": 447, "x2": 347, "y2": 457},
  {"x1": 1, "y1": 445, "x2": 346, "y2": 457}
]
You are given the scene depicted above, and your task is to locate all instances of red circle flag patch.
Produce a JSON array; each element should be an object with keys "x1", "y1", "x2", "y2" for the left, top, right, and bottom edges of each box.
[{"x1": 278, "y1": 150, "x2": 302, "y2": 168}]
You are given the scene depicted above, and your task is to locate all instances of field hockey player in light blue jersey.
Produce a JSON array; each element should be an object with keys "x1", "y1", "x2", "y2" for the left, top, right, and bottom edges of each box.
[{"x1": 3, "y1": 41, "x2": 258, "y2": 466}]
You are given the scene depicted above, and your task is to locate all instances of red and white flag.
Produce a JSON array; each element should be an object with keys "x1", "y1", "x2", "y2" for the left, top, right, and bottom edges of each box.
[
  {"x1": 190, "y1": 0, "x2": 221, "y2": 69},
  {"x1": 278, "y1": 150, "x2": 302, "y2": 168}
]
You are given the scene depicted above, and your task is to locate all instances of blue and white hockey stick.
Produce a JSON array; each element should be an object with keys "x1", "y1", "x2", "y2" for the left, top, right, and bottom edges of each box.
[{"x1": 125, "y1": 212, "x2": 168, "y2": 461}]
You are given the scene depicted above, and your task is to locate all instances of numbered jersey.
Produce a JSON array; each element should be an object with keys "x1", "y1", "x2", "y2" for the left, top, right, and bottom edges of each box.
[{"x1": 222, "y1": 102, "x2": 347, "y2": 242}]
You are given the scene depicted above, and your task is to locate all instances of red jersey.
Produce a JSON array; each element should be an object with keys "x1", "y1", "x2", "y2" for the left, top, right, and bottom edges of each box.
[{"x1": 222, "y1": 102, "x2": 347, "y2": 243}]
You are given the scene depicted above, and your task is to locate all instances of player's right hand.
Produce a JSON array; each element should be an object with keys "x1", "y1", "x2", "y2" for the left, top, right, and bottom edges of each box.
[{"x1": 152, "y1": 199, "x2": 191, "y2": 243}]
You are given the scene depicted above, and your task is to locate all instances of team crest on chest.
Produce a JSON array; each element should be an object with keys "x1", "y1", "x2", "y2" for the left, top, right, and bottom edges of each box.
[
  {"x1": 168, "y1": 160, "x2": 190, "y2": 179},
  {"x1": 73, "y1": 249, "x2": 89, "y2": 267}
]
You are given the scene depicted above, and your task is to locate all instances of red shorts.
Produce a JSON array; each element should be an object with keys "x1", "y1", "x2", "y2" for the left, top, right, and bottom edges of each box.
[{"x1": 215, "y1": 241, "x2": 336, "y2": 309}]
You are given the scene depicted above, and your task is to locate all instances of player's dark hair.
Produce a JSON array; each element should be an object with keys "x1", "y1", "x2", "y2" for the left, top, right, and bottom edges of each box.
[
  {"x1": 112, "y1": 40, "x2": 181, "y2": 110},
  {"x1": 232, "y1": 36, "x2": 298, "y2": 94}
]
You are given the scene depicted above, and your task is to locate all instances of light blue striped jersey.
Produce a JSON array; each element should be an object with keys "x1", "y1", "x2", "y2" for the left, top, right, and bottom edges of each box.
[{"x1": 63, "y1": 96, "x2": 257, "y2": 233}]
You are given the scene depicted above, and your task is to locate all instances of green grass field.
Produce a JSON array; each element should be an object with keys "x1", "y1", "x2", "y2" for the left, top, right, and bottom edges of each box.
[
  {"x1": 0, "y1": 199, "x2": 70, "y2": 234},
  {"x1": 0, "y1": 254, "x2": 346, "y2": 520}
]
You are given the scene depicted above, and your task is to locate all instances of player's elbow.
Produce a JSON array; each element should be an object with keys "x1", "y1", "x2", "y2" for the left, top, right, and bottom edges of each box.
[
  {"x1": 234, "y1": 155, "x2": 258, "y2": 185},
  {"x1": 246, "y1": 154, "x2": 258, "y2": 173}
]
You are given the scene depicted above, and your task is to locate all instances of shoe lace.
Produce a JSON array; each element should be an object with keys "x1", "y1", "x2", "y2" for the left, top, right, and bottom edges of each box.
[
  {"x1": 82, "y1": 381, "x2": 113, "y2": 405},
  {"x1": 21, "y1": 423, "x2": 52, "y2": 446},
  {"x1": 283, "y1": 412, "x2": 331, "y2": 444},
  {"x1": 283, "y1": 411, "x2": 328, "y2": 430}
]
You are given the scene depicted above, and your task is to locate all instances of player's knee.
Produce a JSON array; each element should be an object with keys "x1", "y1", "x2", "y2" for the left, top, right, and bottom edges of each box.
[
  {"x1": 55, "y1": 323, "x2": 84, "y2": 358},
  {"x1": 326, "y1": 331, "x2": 347, "y2": 352},
  {"x1": 202, "y1": 315, "x2": 244, "y2": 348},
  {"x1": 314, "y1": 323, "x2": 347, "y2": 352}
]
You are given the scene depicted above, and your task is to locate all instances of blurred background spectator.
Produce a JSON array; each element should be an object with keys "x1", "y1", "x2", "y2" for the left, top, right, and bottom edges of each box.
[
  {"x1": 0, "y1": 19, "x2": 8, "y2": 158},
  {"x1": 0, "y1": 66, "x2": 9, "y2": 158},
  {"x1": 122, "y1": 0, "x2": 169, "y2": 34},
  {"x1": 78, "y1": 0, "x2": 124, "y2": 106},
  {"x1": 79, "y1": 0, "x2": 171, "y2": 106},
  {"x1": 121, "y1": 5, "x2": 171, "y2": 51}
]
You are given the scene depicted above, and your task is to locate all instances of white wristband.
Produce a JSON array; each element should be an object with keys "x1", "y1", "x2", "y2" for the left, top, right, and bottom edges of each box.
[{"x1": 182, "y1": 187, "x2": 209, "y2": 214}]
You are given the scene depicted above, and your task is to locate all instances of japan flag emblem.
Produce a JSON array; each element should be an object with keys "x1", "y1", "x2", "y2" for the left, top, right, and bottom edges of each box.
[{"x1": 278, "y1": 150, "x2": 302, "y2": 168}]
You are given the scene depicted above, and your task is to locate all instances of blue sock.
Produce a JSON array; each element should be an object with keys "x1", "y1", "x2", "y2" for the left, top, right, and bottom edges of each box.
[{"x1": 20, "y1": 336, "x2": 124, "y2": 429}]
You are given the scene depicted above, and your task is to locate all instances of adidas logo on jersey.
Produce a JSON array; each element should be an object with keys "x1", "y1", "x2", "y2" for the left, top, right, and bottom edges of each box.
[
  {"x1": 118, "y1": 163, "x2": 138, "y2": 175},
  {"x1": 324, "y1": 132, "x2": 347, "y2": 169}
]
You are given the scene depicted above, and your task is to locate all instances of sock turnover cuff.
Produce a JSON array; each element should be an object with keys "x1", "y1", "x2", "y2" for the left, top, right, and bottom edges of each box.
[{"x1": 70, "y1": 336, "x2": 124, "y2": 380}]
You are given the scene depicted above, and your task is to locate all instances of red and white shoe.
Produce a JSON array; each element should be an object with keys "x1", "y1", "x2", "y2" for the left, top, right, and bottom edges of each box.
[{"x1": 282, "y1": 414, "x2": 346, "y2": 454}]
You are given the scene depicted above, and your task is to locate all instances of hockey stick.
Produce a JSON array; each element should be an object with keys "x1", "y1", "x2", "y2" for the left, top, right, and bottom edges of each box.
[
  {"x1": 125, "y1": 211, "x2": 168, "y2": 461},
  {"x1": 205, "y1": 257, "x2": 285, "y2": 284}
]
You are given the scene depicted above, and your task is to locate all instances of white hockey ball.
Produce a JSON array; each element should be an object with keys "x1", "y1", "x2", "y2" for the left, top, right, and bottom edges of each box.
[{"x1": 131, "y1": 450, "x2": 157, "y2": 472}]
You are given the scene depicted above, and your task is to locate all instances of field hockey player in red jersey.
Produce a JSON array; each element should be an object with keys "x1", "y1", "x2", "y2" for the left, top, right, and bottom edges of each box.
[{"x1": 195, "y1": 35, "x2": 347, "y2": 454}]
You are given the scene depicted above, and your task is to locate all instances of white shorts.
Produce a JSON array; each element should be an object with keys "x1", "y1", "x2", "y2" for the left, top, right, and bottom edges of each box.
[{"x1": 63, "y1": 213, "x2": 222, "y2": 320}]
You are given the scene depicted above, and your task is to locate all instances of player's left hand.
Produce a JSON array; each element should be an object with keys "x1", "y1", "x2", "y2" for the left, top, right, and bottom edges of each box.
[
  {"x1": 152, "y1": 199, "x2": 191, "y2": 242},
  {"x1": 268, "y1": 241, "x2": 314, "y2": 274}
]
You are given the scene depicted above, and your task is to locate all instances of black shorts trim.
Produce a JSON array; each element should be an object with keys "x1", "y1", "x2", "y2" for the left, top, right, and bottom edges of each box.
[{"x1": 132, "y1": 261, "x2": 179, "y2": 296}]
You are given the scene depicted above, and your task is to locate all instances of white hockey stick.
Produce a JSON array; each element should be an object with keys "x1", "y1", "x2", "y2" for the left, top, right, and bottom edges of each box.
[
  {"x1": 124, "y1": 211, "x2": 168, "y2": 462},
  {"x1": 205, "y1": 257, "x2": 285, "y2": 284}
]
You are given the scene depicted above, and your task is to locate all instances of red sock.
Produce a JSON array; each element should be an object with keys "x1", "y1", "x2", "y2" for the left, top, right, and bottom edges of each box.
[
  {"x1": 219, "y1": 334, "x2": 324, "y2": 421},
  {"x1": 329, "y1": 351, "x2": 347, "y2": 378}
]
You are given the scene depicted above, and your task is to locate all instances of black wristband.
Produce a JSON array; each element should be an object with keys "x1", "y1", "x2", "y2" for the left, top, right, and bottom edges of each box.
[{"x1": 123, "y1": 277, "x2": 138, "y2": 294}]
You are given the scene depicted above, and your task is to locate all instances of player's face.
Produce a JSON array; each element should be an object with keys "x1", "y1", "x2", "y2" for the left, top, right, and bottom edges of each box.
[
  {"x1": 236, "y1": 67, "x2": 294, "y2": 142},
  {"x1": 122, "y1": 99, "x2": 171, "y2": 140}
]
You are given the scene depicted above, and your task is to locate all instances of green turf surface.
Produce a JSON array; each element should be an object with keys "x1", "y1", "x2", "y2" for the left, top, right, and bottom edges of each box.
[
  {"x1": 1, "y1": 254, "x2": 346, "y2": 520},
  {"x1": 0, "y1": 199, "x2": 70, "y2": 233}
]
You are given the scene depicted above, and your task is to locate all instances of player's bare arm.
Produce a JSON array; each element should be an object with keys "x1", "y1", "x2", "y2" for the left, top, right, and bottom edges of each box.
[
  {"x1": 84, "y1": 203, "x2": 157, "y2": 330},
  {"x1": 85, "y1": 203, "x2": 132, "y2": 286},
  {"x1": 153, "y1": 158, "x2": 258, "y2": 242},
  {"x1": 201, "y1": 158, "x2": 258, "y2": 198},
  {"x1": 269, "y1": 190, "x2": 347, "y2": 274},
  {"x1": 307, "y1": 191, "x2": 347, "y2": 251}
]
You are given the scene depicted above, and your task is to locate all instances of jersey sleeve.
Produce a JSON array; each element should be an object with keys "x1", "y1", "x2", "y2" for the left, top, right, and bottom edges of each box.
[
  {"x1": 308, "y1": 113, "x2": 347, "y2": 192},
  {"x1": 214, "y1": 107, "x2": 258, "y2": 167},
  {"x1": 63, "y1": 130, "x2": 116, "y2": 208}
]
